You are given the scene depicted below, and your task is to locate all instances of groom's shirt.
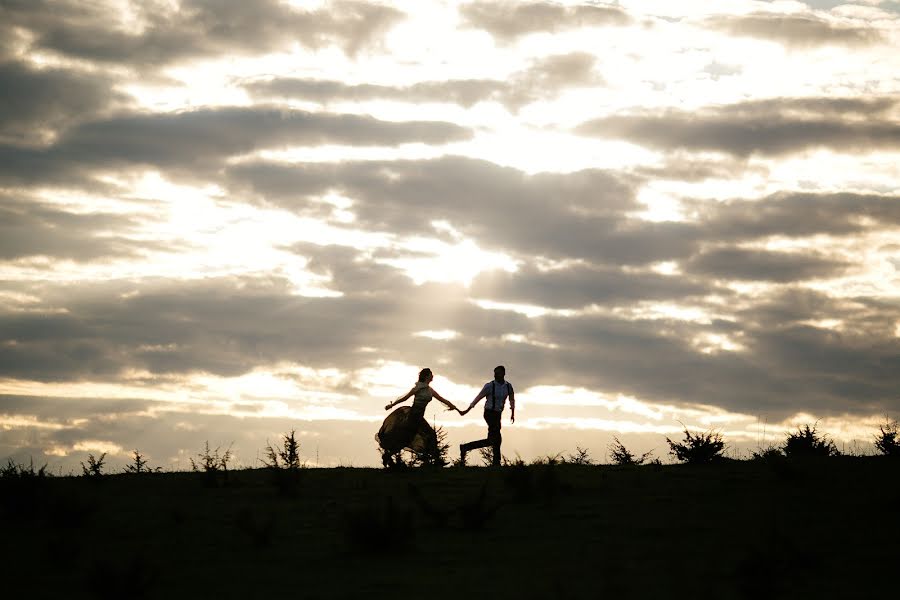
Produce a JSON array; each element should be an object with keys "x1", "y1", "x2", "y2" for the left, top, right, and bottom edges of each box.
[{"x1": 474, "y1": 380, "x2": 513, "y2": 412}]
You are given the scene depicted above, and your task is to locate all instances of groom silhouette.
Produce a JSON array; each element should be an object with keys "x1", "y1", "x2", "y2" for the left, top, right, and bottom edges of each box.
[{"x1": 459, "y1": 365, "x2": 515, "y2": 466}]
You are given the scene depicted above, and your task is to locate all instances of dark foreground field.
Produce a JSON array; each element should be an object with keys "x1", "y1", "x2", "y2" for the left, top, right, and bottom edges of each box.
[{"x1": 2, "y1": 457, "x2": 898, "y2": 599}]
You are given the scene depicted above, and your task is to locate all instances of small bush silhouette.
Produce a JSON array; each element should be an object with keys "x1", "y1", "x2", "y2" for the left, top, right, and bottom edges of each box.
[
  {"x1": 1, "y1": 458, "x2": 48, "y2": 479},
  {"x1": 263, "y1": 430, "x2": 302, "y2": 469},
  {"x1": 566, "y1": 446, "x2": 593, "y2": 465},
  {"x1": 81, "y1": 453, "x2": 107, "y2": 477},
  {"x1": 477, "y1": 447, "x2": 509, "y2": 467},
  {"x1": 783, "y1": 423, "x2": 839, "y2": 458},
  {"x1": 874, "y1": 418, "x2": 900, "y2": 457},
  {"x1": 608, "y1": 437, "x2": 654, "y2": 465},
  {"x1": 751, "y1": 446, "x2": 783, "y2": 461},
  {"x1": 666, "y1": 427, "x2": 725, "y2": 464},
  {"x1": 190, "y1": 441, "x2": 234, "y2": 472},
  {"x1": 530, "y1": 452, "x2": 564, "y2": 466},
  {"x1": 410, "y1": 425, "x2": 450, "y2": 467},
  {"x1": 124, "y1": 449, "x2": 159, "y2": 474}
]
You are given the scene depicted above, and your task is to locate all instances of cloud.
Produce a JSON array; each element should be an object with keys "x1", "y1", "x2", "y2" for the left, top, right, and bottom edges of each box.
[
  {"x1": 460, "y1": 1, "x2": 631, "y2": 42},
  {"x1": 228, "y1": 156, "x2": 702, "y2": 265},
  {"x1": 0, "y1": 107, "x2": 472, "y2": 185},
  {"x1": 0, "y1": 194, "x2": 160, "y2": 261},
  {"x1": 244, "y1": 51, "x2": 601, "y2": 111},
  {"x1": 577, "y1": 97, "x2": 900, "y2": 156},
  {"x1": 0, "y1": 60, "x2": 129, "y2": 145},
  {"x1": 470, "y1": 264, "x2": 718, "y2": 309},
  {"x1": 684, "y1": 247, "x2": 850, "y2": 282},
  {"x1": 697, "y1": 191, "x2": 900, "y2": 239},
  {"x1": 2, "y1": 0, "x2": 405, "y2": 67},
  {"x1": 705, "y1": 12, "x2": 884, "y2": 47}
]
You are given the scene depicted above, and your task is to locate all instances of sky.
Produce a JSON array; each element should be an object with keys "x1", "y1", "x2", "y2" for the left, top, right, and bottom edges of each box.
[{"x1": 1, "y1": 0, "x2": 899, "y2": 471}]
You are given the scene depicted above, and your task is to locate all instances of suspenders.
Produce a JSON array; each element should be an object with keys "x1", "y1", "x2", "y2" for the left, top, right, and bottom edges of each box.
[{"x1": 487, "y1": 381, "x2": 511, "y2": 411}]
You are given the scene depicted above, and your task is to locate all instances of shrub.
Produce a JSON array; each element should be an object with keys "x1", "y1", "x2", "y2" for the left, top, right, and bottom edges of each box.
[
  {"x1": 124, "y1": 449, "x2": 159, "y2": 474},
  {"x1": 81, "y1": 453, "x2": 107, "y2": 477},
  {"x1": 190, "y1": 441, "x2": 234, "y2": 473},
  {"x1": 410, "y1": 426, "x2": 450, "y2": 468},
  {"x1": 530, "y1": 452, "x2": 564, "y2": 466},
  {"x1": 783, "y1": 423, "x2": 839, "y2": 458},
  {"x1": 477, "y1": 447, "x2": 509, "y2": 467},
  {"x1": 263, "y1": 430, "x2": 302, "y2": 469},
  {"x1": 751, "y1": 446, "x2": 783, "y2": 461},
  {"x1": 566, "y1": 446, "x2": 593, "y2": 465},
  {"x1": 608, "y1": 437, "x2": 654, "y2": 465},
  {"x1": 1, "y1": 458, "x2": 49, "y2": 479},
  {"x1": 874, "y1": 418, "x2": 900, "y2": 457},
  {"x1": 666, "y1": 427, "x2": 725, "y2": 464}
]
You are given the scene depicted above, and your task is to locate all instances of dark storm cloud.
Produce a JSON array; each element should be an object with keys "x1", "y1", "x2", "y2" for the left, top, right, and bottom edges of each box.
[
  {"x1": 705, "y1": 12, "x2": 884, "y2": 48},
  {"x1": 245, "y1": 51, "x2": 601, "y2": 111},
  {"x1": 0, "y1": 194, "x2": 158, "y2": 261},
  {"x1": 1, "y1": 0, "x2": 404, "y2": 67},
  {"x1": 697, "y1": 191, "x2": 900, "y2": 239},
  {"x1": 0, "y1": 107, "x2": 471, "y2": 185},
  {"x1": 460, "y1": 1, "x2": 631, "y2": 42},
  {"x1": 0, "y1": 60, "x2": 128, "y2": 145},
  {"x1": 227, "y1": 156, "x2": 701, "y2": 265},
  {"x1": 470, "y1": 264, "x2": 717, "y2": 309},
  {"x1": 577, "y1": 97, "x2": 900, "y2": 156}
]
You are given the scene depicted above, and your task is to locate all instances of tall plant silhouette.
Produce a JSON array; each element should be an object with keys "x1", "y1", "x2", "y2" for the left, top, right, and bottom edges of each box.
[
  {"x1": 263, "y1": 430, "x2": 302, "y2": 469},
  {"x1": 874, "y1": 417, "x2": 900, "y2": 457},
  {"x1": 783, "y1": 423, "x2": 839, "y2": 458}
]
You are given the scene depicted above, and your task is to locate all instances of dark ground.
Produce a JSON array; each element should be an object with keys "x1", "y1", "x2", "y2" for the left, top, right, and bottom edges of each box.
[{"x1": 2, "y1": 457, "x2": 898, "y2": 599}]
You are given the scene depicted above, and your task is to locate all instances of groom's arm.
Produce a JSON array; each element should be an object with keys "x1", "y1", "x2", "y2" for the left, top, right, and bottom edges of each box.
[
  {"x1": 509, "y1": 385, "x2": 515, "y2": 423},
  {"x1": 467, "y1": 384, "x2": 489, "y2": 411}
]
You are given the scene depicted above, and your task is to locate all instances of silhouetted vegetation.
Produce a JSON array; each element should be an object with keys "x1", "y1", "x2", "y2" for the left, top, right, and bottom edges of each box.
[
  {"x1": 1, "y1": 457, "x2": 49, "y2": 479},
  {"x1": 123, "y1": 449, "x2": 158, "y2": 474},
  {"x1": 476, "y1": 446, "x2": 509, "y2": 467},
  {"x1": 81, "y1": 452, "x2": 107, "y2": 477},
  {"x1": 410, "y1": 425, "x2": 450, "y2": 467},
  {"x1": 783, "y1": 423, "x2": 839, "y2": 458},
  {"x1": 190, "y1": 441, "x2": 234, "y2": 472},
  {"x1": 566, "y1": 445, "x2": 593, "y2": 465},
  {"x1": 263, "y1": 430, "x2": 302, "y2": 470},
  {"x1": 874, "y1": 417, "x2": 900, "y2": 457},
  {"x1": 608, "y1": 436, "x2": 654, "y2": 465},
  {"x1": 666, "y1": 427, "x2": 726, "y2": 464},
  {"x1": 751, "y1": 446, "x2": 783, "y2": 461}
]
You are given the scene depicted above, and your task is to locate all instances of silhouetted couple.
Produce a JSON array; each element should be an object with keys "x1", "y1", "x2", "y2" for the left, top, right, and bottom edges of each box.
[{"x1": 378, "y1": 366, "x2": 515, "y2": 467}]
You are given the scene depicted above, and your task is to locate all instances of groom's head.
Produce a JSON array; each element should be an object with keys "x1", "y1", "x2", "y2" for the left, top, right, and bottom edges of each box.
[{"x1": 494, "y1": 365, "x2": 505, "y2": 380}]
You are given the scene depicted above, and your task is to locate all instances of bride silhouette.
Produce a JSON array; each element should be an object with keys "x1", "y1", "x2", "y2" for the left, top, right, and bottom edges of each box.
[{"x1": 377, "y1": 368, "x2": 460, "y2": 466}]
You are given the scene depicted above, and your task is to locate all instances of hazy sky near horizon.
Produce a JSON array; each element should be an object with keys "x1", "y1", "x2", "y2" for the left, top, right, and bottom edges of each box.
[{"x1": 1, "y1": 0, "x2": 899, "y2": 469}]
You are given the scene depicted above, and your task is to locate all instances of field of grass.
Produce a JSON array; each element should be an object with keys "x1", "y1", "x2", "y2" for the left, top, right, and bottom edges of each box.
[{"x1": 2, "y1": 457, "x2": 898, "y2": 599}]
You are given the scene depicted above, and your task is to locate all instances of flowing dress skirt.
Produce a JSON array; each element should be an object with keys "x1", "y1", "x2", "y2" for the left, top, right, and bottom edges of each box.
[{"x1": 377, "y1": 405, "x2": 437, "y2": 454}]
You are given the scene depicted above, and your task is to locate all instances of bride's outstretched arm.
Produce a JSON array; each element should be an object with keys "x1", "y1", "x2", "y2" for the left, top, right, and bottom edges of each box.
[
  {"x1": 431, "y1": 389, "x2": 459, "y2": 413},
  {"x1": 385, "y1": 388, "x2": 415, "y2": 410}
]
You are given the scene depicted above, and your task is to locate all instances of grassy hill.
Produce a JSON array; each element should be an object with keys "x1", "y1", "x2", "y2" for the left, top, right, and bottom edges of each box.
[{"x1": 2, "y1": 457, "x2": 898, "y2": 599}]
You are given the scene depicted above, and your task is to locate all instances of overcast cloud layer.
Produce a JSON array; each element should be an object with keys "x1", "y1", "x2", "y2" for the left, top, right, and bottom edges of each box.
[{"x1": 1, "y1": 0, "x2": 899, "y2": 469}]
